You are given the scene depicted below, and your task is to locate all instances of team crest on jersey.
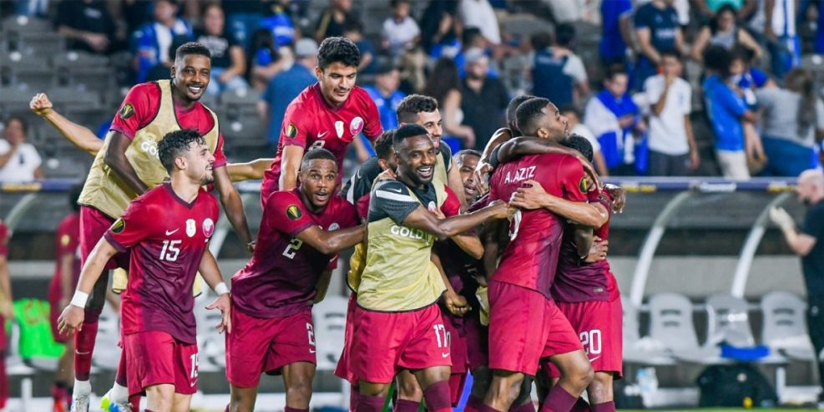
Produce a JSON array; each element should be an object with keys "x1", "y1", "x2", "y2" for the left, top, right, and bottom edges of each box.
[
  {"x1": 186, "y1": 219, "x2": 196, "y2": 237},
  {"x1": 578, "y1": 176, "x2": 588, "y2": 193},
  {"x1": 111, "y1": 218, "x2": 125, "y2": 234},
  {"x1": 119, "y1": 103, "x2": 135, "y2": 120},
  {"x1": 286, "y1": 204, "x2": 302, "y2": 220},
  {"x1": 350, "y1": 117, "x2": 364, "y2": 136},
  {"x1": 335, "y1": 121, "x2": 344, "y2": 138},
  {"x1": 202, "y1": 218, "x2": 215, "y2": 238},
  {"x1": 286, "y1": 123, "x2": 298, "y2": 138}
]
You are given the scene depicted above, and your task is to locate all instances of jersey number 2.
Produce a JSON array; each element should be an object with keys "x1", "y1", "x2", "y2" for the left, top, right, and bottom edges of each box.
[{"x1": 283, "y1": 238, "x2": 304, "y2": 259}]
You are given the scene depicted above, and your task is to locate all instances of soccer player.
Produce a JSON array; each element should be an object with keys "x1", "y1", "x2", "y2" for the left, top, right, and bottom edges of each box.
[
  {"x1": 512, "y1": 136, "x2": 622, "y2": 412},
  {"x1": 0, "y1": 220, "x2": 11, "y2": 412},
  {"x1": 30, "y1": 92, "x2": 273, "y2": 182},
  {"x1": 67, "y1": 42, "x2": 252, "y2": 412},
  {"x1": 58, "y1": 129, "x2": 232, "y2": 412},
  {"x1": 261, "y1": 36, "x2": 383, "y2": 203},
  {"x1": 227, "y1": 149, "x2": 365, "y2": 412},
  {"x1": 351, "y1": 124, "x2": 510, "y2": 412},
  {"x1": 474, "y1": 98, "x2": 603, "y2": 412},
  {"x1": 49, "y1": 186, "x2": 83, "y2": 412}
]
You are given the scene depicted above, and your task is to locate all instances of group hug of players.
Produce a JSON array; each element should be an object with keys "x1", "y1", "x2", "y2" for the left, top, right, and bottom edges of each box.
[{"x1": 26, "y1": 36, "x2": 626, "y2": 412}]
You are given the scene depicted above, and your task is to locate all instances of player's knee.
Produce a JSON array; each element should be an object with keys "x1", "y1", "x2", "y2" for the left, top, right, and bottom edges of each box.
[
  {"x1": 587, "y1": 372, "x2": 614, "y2": 403},
  {"x1": 397, "y1": 380, "x2": 423, "y2": 401},
  {"x1": 229, "y1": 390, "x2": 256, "y2": 412},
  {"x1": 286, "y1": 377, "x2": 314, "y2": 404},
  {"x1": 572, "y1": 364, "x2": 595, "y2": 390}
]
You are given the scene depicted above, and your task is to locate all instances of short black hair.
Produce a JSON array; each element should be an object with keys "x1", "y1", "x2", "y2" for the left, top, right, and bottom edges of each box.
[
  {"x1": 397, "y1": 94, "x2": 439, "y2": 124},
  {"x1": 176, "y1": 41, "x2": 211, "y2": 61},
  {"x1": 342, "y1": 19, "x2": 363, "y2": 34},
  {"x1": 455, "y1": 149, "x2": 481, "y2": 165},
  {"x1": 515, "y1": 97, "x2": 551, "y2": 136},
  {"x1": 562, "y1": 134, "x2": 594, "y2": 163},
  {"x1": 392, "y1": 123, "x2": 429, "y2": 149},
  {"x1": 507, "y1": 95, "x2": 535, "y2": 129},
  {"x1": 703, "y1": 45, "x2": 731, "y2": 76},
  {"x1": 462, "y1": 27, "x2": 483, "y2": 46},
  {"x1": 6, "y1": 114, "x2": 28, "y2": 135},
  {"x1": 69, "y1": 183, "x2": 83, "y2": 213},
  {"x1": 391, "y1": 0, "x2": 410, "y2": 7},
  {"x1": 604, "y1": 64, "x2": 627, "y2": 81},
  {"x1": 317, "y1": 37, "x2": 361, "y2": 70},
  {"x1": 660, "y1": 49, "x2": 682, "y2": 61},
  {"x1": 158, "y1": 129, "x2": 205, "y2": 173},
  {"x1": 301, "y1": 148, "x2": 337, "y2": 169},
  {"x1": 555, "y1": 23, "x2": 575, "y2": 47},
  {"x1": 375, "y1": 130, "x2": 395, "y2": 160},
  {"x1": 530, "y1": 32, "x2": 552, "y2": 50}
]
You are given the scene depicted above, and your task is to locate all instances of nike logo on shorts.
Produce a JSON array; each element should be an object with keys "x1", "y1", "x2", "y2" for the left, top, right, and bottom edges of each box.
[
  {"x1": 588, "y1": 356, "x2": 601, "y2": 363},
  {"x1": 441, "y1": 352, "x2": 449, "y2": 358}
]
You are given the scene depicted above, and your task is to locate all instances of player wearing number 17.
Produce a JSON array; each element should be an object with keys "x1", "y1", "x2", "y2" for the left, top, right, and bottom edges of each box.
[
  {"x1": 227, "y1": 148, "x2": 364, "y2": 412},
  {"x1": 350, "y1": 124, "x2": 512, "y2": 412},
  {"x1": 58, "y1": 130, "x2": 232, "y2": 412}
]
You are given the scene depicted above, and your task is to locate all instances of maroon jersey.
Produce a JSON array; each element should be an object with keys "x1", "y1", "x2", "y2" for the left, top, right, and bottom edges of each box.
[
  {"x1": 110, "y1": 82, "x2": 228, "y2": 168},
  {"x1": 261, "y1": 84, "x2": 382, "y2": 200},
  {"x1": 0, "y1": 221, "x2": 7, "y2": 257},
  {"x1": 552, "y1": 188, "x2": 619, "y2": 302},
  {"x1": 49, "y1": 213, "x2": 81, "y2": 305},
  {"x1": 232, "y1": 189, "x2": 359, "y2": 318},
  {"x1": 105, "y1": 184, "x2": 219, "y2": 344},
  {"x1": 489, "y1": 153, "x2": 588, "y2": 298}
]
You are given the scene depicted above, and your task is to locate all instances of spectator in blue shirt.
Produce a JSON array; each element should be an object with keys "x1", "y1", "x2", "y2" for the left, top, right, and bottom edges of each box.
[
  {"x1": 634, "y1": 0, "x2": 683, "y2": 89},
  {"x1": 258, "y1": 38, "x2": 318, "y2": 147},
  {"x1": 600, "y1": 0, "x2": 634, "y2": 67},
  {"x1": 259, "y1": 0, "x2": 296, "y2": 48},
  {"x1": 131, "y1": 0, "x2": 192, "y2": 83},
  {"x1": 364, "y1": 61, "x2": 406, "y2": 131},
  {"x1": 702, "y1": 45, "x2": 759, "y2": 180}
]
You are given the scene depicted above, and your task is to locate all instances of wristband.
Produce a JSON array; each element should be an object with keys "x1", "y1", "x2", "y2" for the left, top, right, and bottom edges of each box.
[
  {"x1": 215, "y1": 282, "x2": 230, "y2": 295},
  {"x1": 70, "y1": 291, "x2": 89, "y2": 308}
]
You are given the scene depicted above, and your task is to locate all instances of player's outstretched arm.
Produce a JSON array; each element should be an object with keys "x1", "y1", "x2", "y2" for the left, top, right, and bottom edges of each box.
[
  {"x1": 30, "y1": 93, "x2": 103, "y2": 156},
  {"x1": 295, "y1": 224, "x2": 365, "y2": 255},
  {"x1": 212, "y1": 167, "x2": 254, "y2": 251},
  {"x1": 431, "y1": 252, "x2": 469, "y2": 316},
  {"x1": 473, "y1": 128, "x2": 513, "y2": 188},
  {"x1": 226, "y1": 158, "x2": 274, "y2": 182},
  {"x1": 510, "y1": 179, "x2": 608, "y2": 228},
  {"x1": 58, "y1": 238, "x2": 118, "y2": 336},
  {"x1": 105, "y1": 133, "x2": 150, "y2": 195},
  {"x1": 200, "y1": 249, "x2": 231, "y2": 334},
  {"x1": 403, "y1": 200, "x2": 512, "y2": 241},
  {"x1": 279, "y1": 146, "x2": 305, "y2": 191}
]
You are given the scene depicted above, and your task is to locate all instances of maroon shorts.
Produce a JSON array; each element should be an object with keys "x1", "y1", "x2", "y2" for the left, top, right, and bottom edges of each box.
[
  {"x1": 350, "y1": 303, "x2": 451, "y2": 384},
  {"x1": 544, "y1": 298, "x2": 623, "y2": 379},
  {"x1": 443, "y1": 310, "x2": 468, "y2": 406},
  {"x1": 333, "y1": 294, "x2": 358, "y2": 384},
  {"x1": 464, "y1": 310, "x2": 488, "y2": 370},
  {"x1": 124, "y1": 331, "x2": 198, "y2": 397},
  {"x1": 226, "y1": 308, "x2": 316, "y2": 388},
  {"x1": 488, "y1": 281, "x2": 582, "y2": 375},
  {"x1": 79, "y1": 206, "x2": 129, "y2": 270}
]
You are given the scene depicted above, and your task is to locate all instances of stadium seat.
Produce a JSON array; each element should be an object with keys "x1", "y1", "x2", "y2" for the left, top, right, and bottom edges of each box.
[
  {"x1": 0, "y1": 85, "x2": 36, "y2": 112},
  {"x1": 0, "y1": 51, "x2": 56, "y2": 89},
  {"x1": 313, "y1": 296, "x2": 348, "y2": 371},
  {"x1": 91, "y1": 303, "x2": 120, "y2": 371},
  {"x1": 220, "y1": 88, "x2": 261, "y2": 117},
  {"x1": 5, "y1": 322, "x2": 36, "y2": 376},
  {"x1": 648, "y1": 292, "x2": 725, "y2": 364},
  {"x1": 52, "y1": 51, "x2": 109, "y2": 69},
  {"x1": 194, "y1": 294, "x2": 226, "y2": 372},
  {"x1": 622, "y1": 297, "x2": 675, "y2": 365},
  {"x1": 46, "y1": 87, "x2": 101, "y2": 110},
  {"x1": 705, "y1": 294, "x2": 786, "y2": 364},
  {"x1": 760, "y1": 291, "x2": 816, "y2": 361},
  {"x1": 15, "y1": 31, "x2": 65, "y2": 57},
  {"x1": 221, "y1": 114, "x2": 268, "y2": 149}
]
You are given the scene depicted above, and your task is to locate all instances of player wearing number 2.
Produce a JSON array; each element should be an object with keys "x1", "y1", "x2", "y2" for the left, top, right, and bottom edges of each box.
[
  {"x1": 58, "y1": 129, "x2": 232, "y2": 412},
  {"x1": 260, "y1": 36, "x2": 383, "y2": 205},
  {"x1": 228, "y1": 148, "x2": 364, "y2": 412}
]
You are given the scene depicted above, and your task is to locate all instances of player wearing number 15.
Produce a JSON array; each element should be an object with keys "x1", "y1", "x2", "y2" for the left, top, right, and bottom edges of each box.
[
  {"x1": 227, "y1": 148, "x2": 363, "y2": 412},
  {"x1": 350, "y1": 124, "x2": 511, "y2": 412},
  {"x1": 260, "y1": 37, "x2": 383, "y2": 205},
  {"x1": 58, "y1": 130, "x2": 232, "y2": 412}
]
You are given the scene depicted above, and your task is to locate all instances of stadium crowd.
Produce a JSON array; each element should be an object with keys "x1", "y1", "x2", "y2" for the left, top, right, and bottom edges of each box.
[{"x1": 2, "y1": 0, "x2": 824, "y2": 180}]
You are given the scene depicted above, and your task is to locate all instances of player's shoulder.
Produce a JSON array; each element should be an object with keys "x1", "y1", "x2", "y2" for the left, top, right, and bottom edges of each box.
[
  {"x1": 267, "y1": 189, "x2": 303, "y2": 210},
  {"x1": 128, "y1": 81, "x2": 162, "y2": 99},
  {"x1": 351, "y1": 86, "x2": 378, "y2": 109},
  {"x1": 373, "y1": 180, "x2": 415, "y2": 204}
]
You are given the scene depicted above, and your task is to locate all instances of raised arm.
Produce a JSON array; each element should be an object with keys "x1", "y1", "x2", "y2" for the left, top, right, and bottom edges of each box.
[
  {"x1": 294, "y1": 224, "x2": 366, "y2": 255},
  {"x1": 31, "y1": 93, "x2": 103, "y2": 156},
  {"x1": 497, "y1": 137, "x2": 599, "y2": 184},
  {"x1": 279, "y1": 145, "x2": 305, "y2": 191},
  {"x1": 510, "y1": 179, "x2": 608, "y2": 228}
]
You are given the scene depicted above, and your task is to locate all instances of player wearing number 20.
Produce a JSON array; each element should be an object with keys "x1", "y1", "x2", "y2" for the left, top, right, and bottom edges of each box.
[
  {"x1": 58, "y1": 129, "x2": 232, "y2": 412},
  {"x1": 228, "y1": 148, "x2": 364, "y2": 412}
]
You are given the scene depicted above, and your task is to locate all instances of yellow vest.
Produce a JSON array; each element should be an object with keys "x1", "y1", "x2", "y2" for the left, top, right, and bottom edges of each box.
[
  {"x1": 78, "y1": 80, "x2": 220, "y2": 219},
  {"x1": 356, "y1": 182, "x2": 448, "y2": 312}
]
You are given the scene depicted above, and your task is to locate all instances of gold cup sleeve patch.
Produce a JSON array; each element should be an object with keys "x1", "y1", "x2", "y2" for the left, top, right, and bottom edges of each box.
[
  {"x1": 286, "y1": 204, "x2": 303, "y2": 220},
  {"x1": 119, "y1": 103, "x2": 135, "y2": 120}
]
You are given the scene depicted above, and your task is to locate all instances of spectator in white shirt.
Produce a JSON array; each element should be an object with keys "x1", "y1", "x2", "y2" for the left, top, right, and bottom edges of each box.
[
  {"x1": 560, "y1": 106, "x2": 609, "y2": 177},
  {"x1": 458, "y1": 0, "x2": 501, "y2": 45},
  {"x1": 382, "y1": 0, "x2": 421, "y2": 57},
  {"x1": 643, "y1": 50, "x2": 699, "y2": 176},
  {"x1": 0, "y1": 115, "x2": 43, "y2": 182}
]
